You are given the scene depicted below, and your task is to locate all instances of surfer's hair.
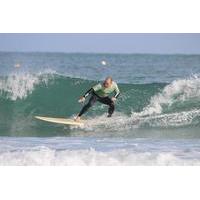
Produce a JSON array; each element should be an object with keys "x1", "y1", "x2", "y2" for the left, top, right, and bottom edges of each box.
[{"x1": 105, "y1": 76, "x2": 113, "y2": 82}]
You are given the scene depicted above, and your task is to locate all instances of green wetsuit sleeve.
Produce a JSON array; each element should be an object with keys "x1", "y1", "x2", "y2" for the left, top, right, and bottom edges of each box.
[{"x1": 92, "y1": 83, "x2": 102, "y2": 91}]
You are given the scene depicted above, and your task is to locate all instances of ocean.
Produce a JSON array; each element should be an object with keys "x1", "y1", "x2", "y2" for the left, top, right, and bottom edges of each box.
[{"x1": 1, "y1": 52, "x2": 200, "y2": 165}]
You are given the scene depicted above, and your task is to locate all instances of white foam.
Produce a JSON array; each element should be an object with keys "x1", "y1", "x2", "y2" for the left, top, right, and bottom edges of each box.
[
  {"x1": 138, "y1": 109, "x2": 200, "y2": 127},
  {"x1": 0, "y1": 137, "x2": 199, "y2": 166},
  {"x1": 134, "y1": 75, "x2": 200, "y2": 116},
  {"x1": 79, "y1": 108, "x2": 200, "y2": 133},
  {"x1": 0, "y1": 148, "x2": 199, "y2": 166},
  {"x1": 0, "y1": 69, "x2": 56, "y2": 100}
]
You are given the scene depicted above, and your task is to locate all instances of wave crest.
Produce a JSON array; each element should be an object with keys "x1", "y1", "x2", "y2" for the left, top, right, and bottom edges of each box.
[
  {"x1": 133, "y1": 75, "x2": 200, "y2": 116},
  {"x1": 0, "y1": 70, "x2": 56, "y2": 100}
]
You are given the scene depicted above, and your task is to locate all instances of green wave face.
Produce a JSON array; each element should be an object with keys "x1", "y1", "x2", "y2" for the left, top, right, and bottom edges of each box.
[{"x1": 1, "y1": 73, "x2": 200, "y2": 137}]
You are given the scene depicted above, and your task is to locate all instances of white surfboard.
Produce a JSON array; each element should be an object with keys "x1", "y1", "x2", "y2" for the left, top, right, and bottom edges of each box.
[{"x1": 35, "y1": 116, "x2": 85, "y2": 126}]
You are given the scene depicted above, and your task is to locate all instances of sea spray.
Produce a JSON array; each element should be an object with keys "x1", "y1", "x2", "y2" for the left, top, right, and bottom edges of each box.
[
  {"x1": 0, "y1": 69, "x2": 56, "y2": 100},
  {"x1": 132, "y1": 75, "x2": 200, "y2": 116}
]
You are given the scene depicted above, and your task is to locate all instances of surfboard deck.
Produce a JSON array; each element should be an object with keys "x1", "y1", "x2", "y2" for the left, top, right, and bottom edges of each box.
[{"x1": 35, "y1": 116, "x2": 85, "y2": 126}]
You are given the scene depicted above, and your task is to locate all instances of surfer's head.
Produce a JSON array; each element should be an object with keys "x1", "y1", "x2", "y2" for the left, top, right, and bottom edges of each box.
[{"x1": 103, "y1": 76, "x2": 113, "y2": 88}]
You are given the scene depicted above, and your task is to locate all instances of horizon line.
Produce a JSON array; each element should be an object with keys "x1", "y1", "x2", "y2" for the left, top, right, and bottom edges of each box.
[{"x1": 0, "y1": 50, "x2": 200, "y2": 56}]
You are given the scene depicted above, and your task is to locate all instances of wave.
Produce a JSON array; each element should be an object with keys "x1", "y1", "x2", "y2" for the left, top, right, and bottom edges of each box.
[
  {"x1": 126, "y1": 75, "x2": 200, "y2": 129},
  {"x1": 0, "y1": 69, "x2": 56, "y2": 100},
  {"x1": 0, "y1": 136, "x2": 199, "y2": 166},
  {"x1": 1, "y1": 148, "x2": 199, "y2": 165},
  {"x1": 0, "y1": 72, "x2": 200, "y2": 137},
  {"x1": 134, "y1": 74, "x2": 200, "y2": 116}
]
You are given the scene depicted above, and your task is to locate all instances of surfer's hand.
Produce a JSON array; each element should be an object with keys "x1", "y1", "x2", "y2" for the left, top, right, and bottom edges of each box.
[
  {"x1": 78, "y1": 96, "x2": 85, "y2": 103},
  {"x1": 111, "y1": 97, "x2": 116, "y2": 102}
]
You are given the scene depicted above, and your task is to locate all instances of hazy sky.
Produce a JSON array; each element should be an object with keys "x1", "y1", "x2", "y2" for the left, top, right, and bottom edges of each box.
[{"x1": 0, "y1": 33, "x2": 200, "y2": 54}]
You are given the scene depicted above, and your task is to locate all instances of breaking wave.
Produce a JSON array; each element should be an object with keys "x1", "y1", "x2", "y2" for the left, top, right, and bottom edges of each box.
[{"x1": 0, "y1": 71, "x2": 200, "y2": 137}]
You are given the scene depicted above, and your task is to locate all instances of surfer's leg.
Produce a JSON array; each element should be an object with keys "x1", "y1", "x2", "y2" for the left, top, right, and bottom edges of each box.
[
  {"x1": 78, "y1": 95, "x2": 97, "y2": 117},
  {"x1": 98, "y1": 97, "x2": 115, "y2": 117}
]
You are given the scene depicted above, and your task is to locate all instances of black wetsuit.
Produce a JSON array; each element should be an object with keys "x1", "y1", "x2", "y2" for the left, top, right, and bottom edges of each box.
[{"x1": 78, "y1": 83, "x2": 120, "y2": 117}]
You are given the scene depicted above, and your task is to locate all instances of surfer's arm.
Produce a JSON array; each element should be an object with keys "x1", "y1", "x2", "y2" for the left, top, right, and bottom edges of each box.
[
  {"x1": 113, "y1": 83, "x2": 120, "y2": 99},
  {"x1": 83, "y1": 88, "x2": 94, "y2": 98},
  {"x1": 79, "y1": 88, "x2": 94, "y2": 103},
  {"x1": 82, "y1": 83, "x2": 101, "y2": 98}
]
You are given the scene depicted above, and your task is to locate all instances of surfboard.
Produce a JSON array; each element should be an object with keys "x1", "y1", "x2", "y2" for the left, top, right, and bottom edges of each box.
[{"x1": 35, "y1": 116, "x2": 85, "y2": 126}]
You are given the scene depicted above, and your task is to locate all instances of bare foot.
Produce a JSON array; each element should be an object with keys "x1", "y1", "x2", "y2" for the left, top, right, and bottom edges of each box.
[{"x1": 74, "y1": 116, "x2": 81, "y2": 122}]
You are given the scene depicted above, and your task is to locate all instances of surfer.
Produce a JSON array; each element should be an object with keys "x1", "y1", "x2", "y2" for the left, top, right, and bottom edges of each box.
[{"x1": 75, "y1": 77, "x2": 120, "y2": 121}]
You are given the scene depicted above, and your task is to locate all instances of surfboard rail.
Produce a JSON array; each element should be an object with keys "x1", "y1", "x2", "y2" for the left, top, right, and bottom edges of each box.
[{"x1": 35, "y1": 116, "x2": 85, "y2": 126}]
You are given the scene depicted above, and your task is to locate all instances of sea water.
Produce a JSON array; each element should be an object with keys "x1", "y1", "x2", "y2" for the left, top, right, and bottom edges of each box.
[{"x1": 0, "y1": 52, "x2": 200, "y2": 165}]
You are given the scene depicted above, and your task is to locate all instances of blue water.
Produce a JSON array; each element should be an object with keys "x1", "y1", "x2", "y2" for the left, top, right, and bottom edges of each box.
[{"x1": 1, "y1": 52, "x2": 200, "y2": 165}]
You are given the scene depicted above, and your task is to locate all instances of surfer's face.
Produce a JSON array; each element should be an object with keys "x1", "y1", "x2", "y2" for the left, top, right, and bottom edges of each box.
[{"x1": 103, "y1": 79, "x2": 112, "y2": 88}]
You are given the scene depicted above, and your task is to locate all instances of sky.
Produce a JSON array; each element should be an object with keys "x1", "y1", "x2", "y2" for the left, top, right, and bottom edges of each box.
[{"x1": 0, "y1": 33, "x2": 200, "y2": 54}]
